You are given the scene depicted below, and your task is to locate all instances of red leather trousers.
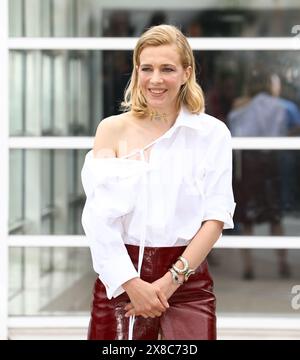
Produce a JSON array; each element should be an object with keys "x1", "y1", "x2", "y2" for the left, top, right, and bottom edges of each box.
[{"x1": 88, "y1": 244, "x2": 216, "y2": 340}]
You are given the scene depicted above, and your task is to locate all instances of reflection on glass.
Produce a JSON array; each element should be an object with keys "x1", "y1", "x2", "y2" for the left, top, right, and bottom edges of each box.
[
  {"x1": 9, "y1": 0, "x2": 300, "y2": 38},
  {"x1": 209, "y1": 249, "x2": 300, "y2": 315},
  {"x1": 202, "y1": 51, "x2": 300, "y2": 135},
  {"x1": 9, "y1": 50, "x2": 300, "y2": 136},
  {"x1": 10, "y1": 50, "x2": 99, "y2": 136},
  {"x1": 9, "y1": 247, "x2": 95, "y2": 316},
  {"x1": 9, "y1": 149, "x2": 300, "y2": 236},
  {"x1": 9, "y1": 247, "x2": 300, "y2": 316},
  {"x1": 9, "y1": 149, "x2": 86, "y2": 235},
  {"x1": 9, "y1": 150, "x2": 23, "y2": 226},
  {"x1": 228, "y1": 150, "x2": 300, "y2": 238},
  {"x1": 227, "y1": 70, "x2": 300, "y2": 137}
]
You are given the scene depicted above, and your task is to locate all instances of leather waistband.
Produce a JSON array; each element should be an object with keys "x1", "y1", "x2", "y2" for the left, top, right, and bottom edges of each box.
[{"x1": 125, "y1": 244, "x2": 208, "y2": 280}]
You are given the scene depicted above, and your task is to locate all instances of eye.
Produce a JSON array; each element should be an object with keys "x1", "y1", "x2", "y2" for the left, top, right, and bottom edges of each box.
[
  {"x1": 162, "y1": 68, "x2": 175, "y2": 72},
  {"x1": 140, "y1": 67, "x2": 152, "y2": 72}
]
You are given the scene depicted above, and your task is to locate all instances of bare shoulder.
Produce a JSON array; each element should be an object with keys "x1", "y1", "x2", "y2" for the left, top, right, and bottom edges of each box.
[{"x1": 93, "y1": 113, "x2": 129, "y2": 158}]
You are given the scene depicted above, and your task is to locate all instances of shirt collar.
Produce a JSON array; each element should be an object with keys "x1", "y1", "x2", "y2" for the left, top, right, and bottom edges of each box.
[
  {"x1": 158, "y1": 106, "x2": 203, "y2": 141},
  {"x1": 175, "y1": 106, "x2": 204, "y2": 129}
]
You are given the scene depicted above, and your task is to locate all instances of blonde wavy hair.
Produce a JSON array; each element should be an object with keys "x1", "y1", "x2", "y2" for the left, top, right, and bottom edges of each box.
[{"x1": 121, "y1": 24, "x2": 205, "y2": 117}]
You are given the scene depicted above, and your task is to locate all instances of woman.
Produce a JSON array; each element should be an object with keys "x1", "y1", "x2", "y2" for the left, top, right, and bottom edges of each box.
[{"x1": 81, "y1": 24, "x2": 236, "y2": 340}]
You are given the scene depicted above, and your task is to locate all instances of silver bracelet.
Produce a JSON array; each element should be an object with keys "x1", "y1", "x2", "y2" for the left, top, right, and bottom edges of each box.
[
  {"x1": 184, "y1": 268, "x2": 196, "y2": 282},
  {"x1": 172, "y1": 256, "x2": 189, "y2": 274},
  {"x1": 172, "y1": 256, "x2": 196, "y2": 282},
  {"x1": 168, "y1": 268, "x2": 184, "y2": 285}
]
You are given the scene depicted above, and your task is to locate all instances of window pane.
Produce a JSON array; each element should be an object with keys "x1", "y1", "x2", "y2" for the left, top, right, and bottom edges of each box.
[
  {"x1": 9, "y1": 50, "x2": 300, "y2": 136},
  {"x1": 9, "y1": 247, "x2": 95, "y2": 316},
  {"x1": 9, "y1": 0, "x2": 300, "y2": 37},
  {"x1": 229, "y1": 150, "x2": 300, "y2": 237},
  {"x1": 9, "y1": 150, "x2": 24, "y2": 230},
  {"x1": 209, "y1": 248, "x2": 300, "y2": 316},
  {"x1": 9, "y1": 150, "x2": 86, "y2": 235},
  {"x1": 10, "y1": 50, "x2": 100, "y2": 136},
  {"x1": 201, "y1": 51, "x2": 300, "y2": 135},
  {"x1": 9, "y1": 149, "x2": 300, "y2": 236},
  {"x1": 9, "y1": 247, "x2": 300, "y2": 316}
]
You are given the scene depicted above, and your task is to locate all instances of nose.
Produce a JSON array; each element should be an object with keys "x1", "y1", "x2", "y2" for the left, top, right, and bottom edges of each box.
[{"x1": 150, "y1": 70, "x2": 163, "y2": 84}]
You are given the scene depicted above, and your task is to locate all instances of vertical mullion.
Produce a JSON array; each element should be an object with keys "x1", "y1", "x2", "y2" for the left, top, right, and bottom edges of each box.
[{"x1": 0, "y1": 0, "x2": 9, "y2": 340}]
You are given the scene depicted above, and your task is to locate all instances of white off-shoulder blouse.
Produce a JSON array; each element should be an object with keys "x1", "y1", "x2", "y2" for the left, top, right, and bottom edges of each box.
[{"x1": 81, "y1": 107, "x2": 236, "y2": 300}]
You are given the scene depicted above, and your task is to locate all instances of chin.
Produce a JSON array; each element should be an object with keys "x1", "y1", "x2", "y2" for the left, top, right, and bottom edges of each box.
[
  {"x1": 147, "y1": 99, "x2": 169, "y2": 109},
  {"x1": 148, "y1": 102, "x2": 165, "y2": 109}
]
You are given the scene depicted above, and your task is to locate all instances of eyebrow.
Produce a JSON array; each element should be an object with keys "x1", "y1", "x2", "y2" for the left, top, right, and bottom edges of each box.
[{"x1": 140, "y1": 63, "x2": 176, "y2": 67}]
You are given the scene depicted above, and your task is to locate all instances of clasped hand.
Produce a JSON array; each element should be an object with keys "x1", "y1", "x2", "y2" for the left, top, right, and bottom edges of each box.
[{"x1": 123, "y1": 272, "x2": 178, "y2": 318}]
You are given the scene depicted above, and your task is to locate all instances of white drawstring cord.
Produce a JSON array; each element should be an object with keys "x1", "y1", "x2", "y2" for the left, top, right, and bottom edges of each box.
[{"x1": 128, "y1": 149, "x2": 148, "y2": 340}]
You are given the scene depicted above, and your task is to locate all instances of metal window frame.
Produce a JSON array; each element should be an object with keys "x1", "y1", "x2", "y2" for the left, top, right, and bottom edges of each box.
[
  {"x1": 7, "y1": 37, "x2": 300, "y2": 50},
  {"x1": 8, "y1": 314, "x2": 300, "y2": 330},
  {"x1": 8, "y1": 136, "x2": 300, "y2": 150},
  {"x1": 6, "y1": 235, "x2": 300, "y2": 249},
  {"x1": 1, "y1": 0, "x2": 300, "y2": 339},
  {"x1": 7, "y1": 315, "x2": 300, "y2": 340},
  {"x1": 0, "y1": 0, "x2": 9, "y2": 341}
]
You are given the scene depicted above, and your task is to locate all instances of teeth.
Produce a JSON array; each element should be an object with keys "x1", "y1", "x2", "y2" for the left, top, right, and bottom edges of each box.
[{"x1": 149, "y1": 89, "x2": 165, "y2": 94}]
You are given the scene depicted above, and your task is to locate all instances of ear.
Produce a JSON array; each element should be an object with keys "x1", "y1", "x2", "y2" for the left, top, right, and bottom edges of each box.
[{"x1": 182, "y1": 66, "x2": 192, "y2": 84}]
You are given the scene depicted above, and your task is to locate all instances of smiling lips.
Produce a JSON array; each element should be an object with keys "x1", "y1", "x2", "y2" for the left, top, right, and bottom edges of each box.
[{"x1": 149, "y1": 88, "x2": 167, "y2": 95}]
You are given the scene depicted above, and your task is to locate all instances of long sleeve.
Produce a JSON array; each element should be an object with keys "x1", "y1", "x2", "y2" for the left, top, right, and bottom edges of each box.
[
  {"x1": 81, "y1": 152, "x2": 146, "y2": 299},
  {"x1": 201, "y1": 124, "x2": 236, "y2": 229},
  {"x1": 82, "y1": 204, "x2": 138, "y2": 299}
]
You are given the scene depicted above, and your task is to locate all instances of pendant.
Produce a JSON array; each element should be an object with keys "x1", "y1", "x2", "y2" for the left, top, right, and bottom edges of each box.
[{"x1": 150, "y1": 111, "x2": 167, "y2": 122}]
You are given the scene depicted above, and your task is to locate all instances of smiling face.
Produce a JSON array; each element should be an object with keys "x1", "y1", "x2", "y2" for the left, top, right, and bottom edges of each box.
[{"x1": 137, "y1": 44, "x2": 191, "y2": 114}]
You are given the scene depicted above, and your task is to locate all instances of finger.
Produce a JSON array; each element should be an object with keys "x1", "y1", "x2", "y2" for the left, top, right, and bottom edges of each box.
[
  {"x1": 124, "y1": 303, "x2": 134, "y2": 311},
  {"x1": 125, "y1": 308, "x2": 160, "y2": 318},
  {"x1": 152, "y1": 311, "x2": 162, "y2": 317},
  {"x1": 149, "y1": 304, "x2": 163, "y2": 317},
  {"x1": 125, "y1": 309, "x2": 135, "y2": 317},
  {"x1": 154, "y1": 299, "x2": 167, "y2": 313},
  {"x1": 157, "y1": 291, "x2": 170, "y2": 309},
  {"x1": 125, "y1": 308, "x2": 149, "y2": 317},
  {"x1": 147, "y1": 312, "x2": 156, "y2": 318},
  {"x1": 132, "y1": 312, "x2": 148, "y2": 318}
]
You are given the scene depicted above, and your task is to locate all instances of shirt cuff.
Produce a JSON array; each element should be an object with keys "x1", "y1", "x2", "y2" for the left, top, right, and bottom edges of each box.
[
  {"x1": 203, "y1": 195, "x2": 236, "y2": 229},
  {"x1": 98, "y1": 254, "x2": 139, "y2": 299}
]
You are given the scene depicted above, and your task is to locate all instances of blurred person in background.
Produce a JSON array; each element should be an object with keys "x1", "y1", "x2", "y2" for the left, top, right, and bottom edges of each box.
[{"x1": 228, "y1": 69, "x2": 295, "y2": 280}]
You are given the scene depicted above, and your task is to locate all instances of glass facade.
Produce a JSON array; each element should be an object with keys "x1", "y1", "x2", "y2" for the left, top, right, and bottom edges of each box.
[
  {"x1": 8, "y1": 247, "x2": 300, "y2": 318},
  {"x1": 9, "y1": 50, "x2": 99, "y2": 136},
  {"x1": 9, "y1": 50, "x2": 300, "y2": 136},
  {"x1": 2, "y1": 0, "x2": 300, "y2": 338},
  {"x1": 9, "y1": 150, "x2": 300, "y2": 236},
  {"x1": 230, "y1": 150, "x2": 300, "y2": 237},
  {"x1": 9, "y1": 0, "x2": 300, "y2": 38},
  {"x1": 211, "y1": 248, "x2": 300, "y2": 315},
  {"x1": 9, "y1": 150, "x2": 85, "y2": 235},
  {"x1": 9, "y1": 247, "x2": 94, "y2": 315}
]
